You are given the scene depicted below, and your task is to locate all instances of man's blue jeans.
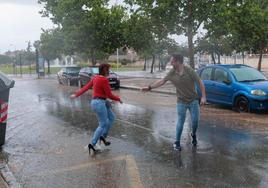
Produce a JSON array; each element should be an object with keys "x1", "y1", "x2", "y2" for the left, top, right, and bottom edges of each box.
[
  {"x1": 176, "y1": 100, "x2": 200, "y2": 142},
  {"x1": 90, "y1": 99, "x2": 115, "y2": 146}
]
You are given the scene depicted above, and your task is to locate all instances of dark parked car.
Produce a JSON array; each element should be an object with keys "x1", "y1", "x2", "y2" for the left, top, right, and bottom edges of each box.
[
  {"x1": 78, "y1": 66, "x2": 120, "y2": 89},
  {"x1": 198, "y1": 64, "x2": 268, "y2": 112},
  {"x1": 57, "y1": 67, "x2": 81, "y2": 86}
]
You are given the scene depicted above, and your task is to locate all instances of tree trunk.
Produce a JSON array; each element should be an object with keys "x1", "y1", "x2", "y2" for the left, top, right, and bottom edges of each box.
[
  {"x1": 47, "y1": 59, "x2": 50, "y2": 74},
  {"x1": 91, "y1": 50, "x2": 97, "y2": 66},
  {"x1": 150, "y1": 55, "x2": 155, "y2": 74},
  {"x1": 91, "y1": 55, "x2": 97, "y2": 66},
  {"x1": 257, "y1": 50, "x2": 263, "y2": 71},
  {"x1": 187, "y1": 0, "x2": 195, "y2": 69},
  {"x1": 143, "y1": 58, "x2": 146, "y2": 71},
  {"x1": 217, "y1": 53, "x2": 221, "y2": 64},
  {"x1": 187, "y1": 27, "x2": 194, "y2": 69},
  {"x1": 242, "y1": 51, "x2": 245, "y2": 64},
  {"x1": 158, "y1": 55, "x2": 161, "y2": 71},
  {"x1": 35, "y1": 49, "x2": 39, "y2": 79},
  {"x1": 29, "y1": 62, "x2": 31, "y2": 75},
  {"x1": 234, "y1": 52, "x2": 236, "y2": 64},
  {"x1": 211, "y1": 53, "x2": 216, "y2": 64}
]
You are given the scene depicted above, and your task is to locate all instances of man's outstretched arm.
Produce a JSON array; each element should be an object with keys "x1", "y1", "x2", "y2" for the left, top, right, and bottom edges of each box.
[{"x1": 141, "y1": 78, "x2": 167, "y2": 92}]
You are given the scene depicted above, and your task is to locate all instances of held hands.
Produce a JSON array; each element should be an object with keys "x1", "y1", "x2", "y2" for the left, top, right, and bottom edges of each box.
[
  {"x1": 140, "y1": 86, "x2": 151, "y2": 92},
  {"x1": 70, "y1": 94, "x2": 76, "y2": 99}
]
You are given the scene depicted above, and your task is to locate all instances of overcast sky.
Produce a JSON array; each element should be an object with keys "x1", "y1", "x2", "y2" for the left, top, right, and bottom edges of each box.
[{"x1": 0, "y1": 0, "x2": 54, "y2": 53}]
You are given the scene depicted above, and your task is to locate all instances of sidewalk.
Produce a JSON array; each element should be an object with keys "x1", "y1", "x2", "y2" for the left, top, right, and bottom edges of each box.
[
  {"x1": 120, "y1": 77, "x2": 176, "y2": 95},
  {"x1": 118, "y1": 70, "x2": 177, "y2": 95},
  {"x1": 117, "y1": 70, "x2": 167, "y2": 79},
  {"x1": 0, "y1": 152, "x2": 20, "y2": 188},
  {"x1": 0, "y1": 172, "x2": 8, "y2": 188},
  {"x1": 0, "y1": 164, "x2": 20, "y2": 188}
]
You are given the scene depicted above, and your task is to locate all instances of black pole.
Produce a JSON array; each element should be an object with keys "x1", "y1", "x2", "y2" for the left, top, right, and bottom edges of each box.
[
  {"x1": 13, "y1": 58, "x2": 15, "y2": 75},
  {"x1": 158, "y1": 56, "x2": 161, "y2": 71},
  {"x1": 47, "y1": 59, "x2": 50, "y2": 74},
  {"x1": 19, "y1": 53, "x2": 22, "y2": 76},
  {"x1": 35, "y1": 49, "x2": 39, "y2": 79},
  {"x1": 14, "y1": 56, "x2": 17, "y2": 75}
]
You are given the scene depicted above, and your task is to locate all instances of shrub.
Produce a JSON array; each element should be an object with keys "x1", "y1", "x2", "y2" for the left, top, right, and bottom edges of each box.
[
  {"x1": 109, "y1": 62, "x2": 122, "y2": 68},
  {"x1": 120, "y1": 59, "x2": 132, "y2": 65},
  {"x1": 77, "y1": 62, "x2": 91, "y2": 67}
]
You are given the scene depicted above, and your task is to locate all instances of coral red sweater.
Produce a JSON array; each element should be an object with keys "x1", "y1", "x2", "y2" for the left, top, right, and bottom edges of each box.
[{"x1": 74, "y1": 75, "x2": 121, "y2": 101}]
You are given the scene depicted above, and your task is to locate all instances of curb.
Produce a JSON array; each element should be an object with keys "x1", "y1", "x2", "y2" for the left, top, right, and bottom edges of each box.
[
  {"x1": 0, "y1": 172, "x2": 8, "y2": 188},
  {"x1": 0, "y1": 164, "x2": 21, "y2": 188},
  {"x1": 120, "y1": 85, "x2": 176, "y2": 95}
]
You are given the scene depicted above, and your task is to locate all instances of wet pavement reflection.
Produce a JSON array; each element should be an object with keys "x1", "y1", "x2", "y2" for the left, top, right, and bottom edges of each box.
[{"x1": 4, "y1": 77, "x2": 268, "y2": 188}]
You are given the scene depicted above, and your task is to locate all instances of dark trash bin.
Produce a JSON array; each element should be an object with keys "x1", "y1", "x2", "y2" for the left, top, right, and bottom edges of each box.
[{"x1": 0, "y1": 72, "x2": 15, "y2": 146}]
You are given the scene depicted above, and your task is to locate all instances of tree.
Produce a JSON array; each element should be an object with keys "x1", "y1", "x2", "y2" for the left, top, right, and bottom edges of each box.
[
  {"x1": 124, "y1": 0, "x2": 215, "y2": 69},
  {"x1": 39, "y1": 0, "x2": 127, "y2": 65},
  {"x1": 0, "y1": 55, "x2": 12, "y2": 65},
  {"x1": 204, "y1": 0, "x2": 268, "y2": 70},
  {"x1": 25, "y1": 41, "x2": 35, "y2": 67},
  {"x1": 123, "y1": 12, "x2": 157, "y2": 72},
  {"x1": 167, "y1": 41, "x2": 189, "y2": 57},
  {"x1": 39, "y1": 28, "x2": 64, "y2": 74},
  {"x1": 123, "y1": 9, "x2": 176, "y2": 73},
  {"x1": 238, "y1": 1, "x2": 268, "y2": 70},
  {"x1": 195, "y1": 36, "x2": 233, "y2": 64}
]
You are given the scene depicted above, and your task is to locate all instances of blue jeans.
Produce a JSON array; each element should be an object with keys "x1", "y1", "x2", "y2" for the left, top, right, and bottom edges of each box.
[
  {"x1": 90, "y1": 99, "x2": 115, "y2": 146},
  {"x1": 176, "y1": 100, "x2": 200, "y2": 142}
]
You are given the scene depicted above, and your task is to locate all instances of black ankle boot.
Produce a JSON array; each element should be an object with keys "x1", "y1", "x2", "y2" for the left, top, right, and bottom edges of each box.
[
  {"x1": 191, "y1": 133, "x2": 197, "y2": 146},
  {"x1": 99, "y1": 136, "x2": 111, "y2": 146},
  {"x1": 88, "y1": 143, "x2": 97, "y2": 154}
]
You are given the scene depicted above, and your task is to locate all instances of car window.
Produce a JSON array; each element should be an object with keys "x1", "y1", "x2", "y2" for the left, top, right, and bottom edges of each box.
[
  {"x1": 66, "y1": 67, "x2": 80, "y2": 73},
  {"x1": 87, "y1": 67, "x2": 92, "y2": 72},
  {"x1": 80, "y1": 68, "x2": 86, "y2": 72},
  {"x1": 214, "y1": 68, "x2": 228, "y2": 83},
  {"x1": 91, "y1": 67, "x2": 99, "y2": 74},
  {"x1": 230, "y1": 67, "x2": 267, "y2": 82},
  {"x1": 200, "y1": 67, "x2": 212, "y2": 80},
  {"x1": 81, "y1": 67, "x2": 88, "y2": 73},
  {"x1": 109, "y1": 70, "x2": 116, "y2": 75}
]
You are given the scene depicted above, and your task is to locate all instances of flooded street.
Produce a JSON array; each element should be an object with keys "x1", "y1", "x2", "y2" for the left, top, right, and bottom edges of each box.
[{"x1": 2, "y1": 77, "x2": 268, "y2": 188}]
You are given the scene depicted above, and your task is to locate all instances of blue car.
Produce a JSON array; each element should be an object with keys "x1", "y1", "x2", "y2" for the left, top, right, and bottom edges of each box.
[{"x1": 198, "y1": 64, "x2": 268, "y2": 112}]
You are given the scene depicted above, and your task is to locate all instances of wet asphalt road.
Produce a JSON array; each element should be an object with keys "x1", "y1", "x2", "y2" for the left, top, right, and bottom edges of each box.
[{"x1": 3, "y1": 77, "x2": 268, "y2": 188}]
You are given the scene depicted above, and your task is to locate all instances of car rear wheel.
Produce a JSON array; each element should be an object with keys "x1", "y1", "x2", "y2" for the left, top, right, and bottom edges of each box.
[
  {"x1": 114, "y1": 84, "x2": 120, "y2": 90},
  {"x1": 235, "y1": 96, "x2": 249, "y2": 112}
]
